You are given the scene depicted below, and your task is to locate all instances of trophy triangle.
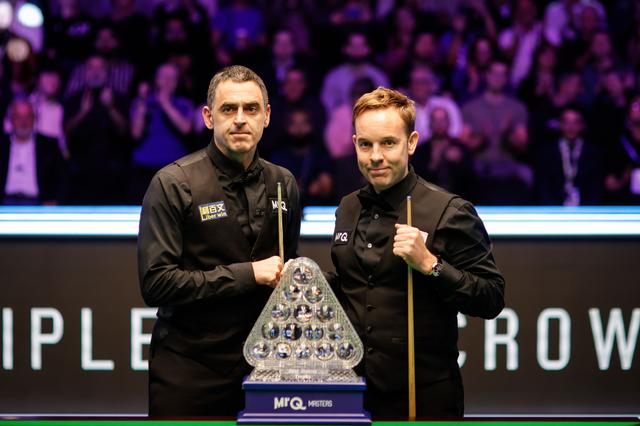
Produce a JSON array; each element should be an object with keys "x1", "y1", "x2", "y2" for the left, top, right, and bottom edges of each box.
[{"x1": 243, "y1": 257, "x2": 364, "y2": 383}]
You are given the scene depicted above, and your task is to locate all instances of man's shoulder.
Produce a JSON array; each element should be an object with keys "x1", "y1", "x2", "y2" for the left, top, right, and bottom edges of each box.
[
  {"x1": 336, "y1": 187, "x2": 365, "y2": 212},
  {"x1": 155, "y1": 148, "x2": 209, "y2": 183},
  {"x1": 414, "y1": 176, "x2": 468, "y2": 209},
  {"x1": 259, "y1": 158, "x2": 295, "y2": 181}
]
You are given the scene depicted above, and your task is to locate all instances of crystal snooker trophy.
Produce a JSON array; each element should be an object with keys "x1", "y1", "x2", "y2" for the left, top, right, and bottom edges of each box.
[{"x1": 237, "y1": 257, "x2": 370, "y2": 424}]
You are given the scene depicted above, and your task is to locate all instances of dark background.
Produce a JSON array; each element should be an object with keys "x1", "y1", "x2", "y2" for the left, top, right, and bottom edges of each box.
[{"x1": 0, "y1": 236, "x2": 638, "y2": 415}]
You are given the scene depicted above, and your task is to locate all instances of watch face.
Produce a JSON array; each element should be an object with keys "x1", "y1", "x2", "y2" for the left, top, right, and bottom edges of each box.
[{"x1": 432, "y1": 260, "x2": 443, "y2": 277}]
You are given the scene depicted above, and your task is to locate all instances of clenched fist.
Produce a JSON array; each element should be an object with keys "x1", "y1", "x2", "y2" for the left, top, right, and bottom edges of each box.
[
  {"x1": 252, "y1": 256, "x2": 283, "y2": 287},
  {"x1": 393, "y1": 224, "x2": 438, "y2": 275}
]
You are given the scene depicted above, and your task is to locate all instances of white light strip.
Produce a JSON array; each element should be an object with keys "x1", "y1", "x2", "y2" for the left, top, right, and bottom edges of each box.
[
  {"x1": 0, "y1": 221, "x2": 139, "y2": 236},
  {"x1": 1, "y1": 207, "x2": 640, "y2": 237}
]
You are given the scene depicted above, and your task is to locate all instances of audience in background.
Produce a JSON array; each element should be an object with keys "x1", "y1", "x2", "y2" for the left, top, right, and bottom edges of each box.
[
  {"x1": 1, "y1": 0, "x2": 640, "y2": 206},
  {"x1": 0, "y1": 98, "x2": 68, "y2": 205},
  {"x1": 535, "y1": 107, "x2": 604, "y2": 205},
  {"x1": 129, "y1": 62, "x2": 193, "y2": 203}
]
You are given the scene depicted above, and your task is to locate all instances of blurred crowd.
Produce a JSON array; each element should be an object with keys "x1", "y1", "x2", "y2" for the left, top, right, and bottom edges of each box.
[{"x1": 2, "y1": 0, "x2": 640, "y2": 206}]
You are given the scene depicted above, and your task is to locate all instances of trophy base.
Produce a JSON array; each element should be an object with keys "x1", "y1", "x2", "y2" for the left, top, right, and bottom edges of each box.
[{"x1": 238, "y1": 375, "x2": 371, "y2": 425}]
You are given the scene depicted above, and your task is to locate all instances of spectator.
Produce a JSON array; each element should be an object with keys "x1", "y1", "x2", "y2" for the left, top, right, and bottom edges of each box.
[
  {"x1": 452, "y1": 36, "x2": 495, "y2": 103},
  {"x1": 543, "y1": 0, "x2": 606, "y2": 47},
  {"x1": 590, "y1": 69, "x2": 630, "y2": 148},
  {"x1": 257, "y1": 28, "x2": 315, "y2": 96},
  {"x1": 604, "y1": 97, "x2": 640, "y2": 204},
  {"x1": 107, "y1": 0, "x2": 151, "y2": 67},
  {"x1": 378, "y1": 7, "x2": 416, "y2": 86},
  {"x1": 408, "y1": 65, "x2": 463, "y2": 145},
  {"x1": 129, "y1": 62, "x2": 194, "y2": 202},
  {"x1": 528, "y1": 71, "x2": 583, "y2": 146},
  {"x1": 324, "y1": 76, "x2": 374, "y2": 161},
  {"x1": 534, "y1": 107, "x2": 603, "y2": 205},
  {"x1": 462, "y1": 60, "x2": 528, "y2": 164},
  {"x1": 517, "y1": 42, "x2": 559, "y2": 106},
  {"x1": 324, "y1": 77, "x2": 373, "y2": 199},
  {"x1": 30, "y1": 68, "x2": 67, "y2": 158},
  {"x1": 271, "y1": 108, "x2": 333, "y2": 205},
  {"x1": 211, "y1": 0, "x2": 266, "y2": 55},
  {"x1": 393, "y1": 31, "x2": 444, "y2": 88},
  {"x1": 65, "y1": 23, "x2": 135, "y2": 99},
  {"x1": 264, "y1": 67, "x2": 325, "y2": 159},
  {"x1": 498, "y1": 0, "x2": 542, "y2": 88},
  {"x1": 0, "y1": 98, "x2": 68, "y2": 205},
  {"x1": 411, "y1": 107, "x2": 474, "y2": 199},
  {"x1": 320, "y1": 32, "x2": 389, "y2": 113},
  {"x1": 44, "y1": 0, "x2": 96, "y2": 70},
  {"x1": 64, "y1": 55, "x2": 129, "y2": 204},
  {"x1": 461, "y1": 60, "x2": 533, "y2": 204}
]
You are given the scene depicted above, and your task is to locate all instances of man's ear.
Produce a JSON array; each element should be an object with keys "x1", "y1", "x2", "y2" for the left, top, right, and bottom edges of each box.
[
  {"x1": 408, "y1": 130, "x2": 419, "y2": 155},
  {"x1": 202, "y1": 105, "x2": 213, "y2": 130},
  {"x1": 264, "y1": 104, "x2": 271, "y2": 127}
]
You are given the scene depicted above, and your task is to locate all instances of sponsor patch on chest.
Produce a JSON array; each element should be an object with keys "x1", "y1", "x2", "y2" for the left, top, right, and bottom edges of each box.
[
  {"x1": 333, "y1": 230, "x2": 350, "y2": 244},
  {"x1": 198, "y1": 201, "x2": 228, "y2": 222},
  {"x1": 269, "y1": 198, "x2": 289, "y2": 215}
]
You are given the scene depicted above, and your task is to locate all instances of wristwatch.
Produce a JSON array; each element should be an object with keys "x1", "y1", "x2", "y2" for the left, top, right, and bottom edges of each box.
[{"x1": 429, "y1": 258, "x2": 443, "y2": 277}]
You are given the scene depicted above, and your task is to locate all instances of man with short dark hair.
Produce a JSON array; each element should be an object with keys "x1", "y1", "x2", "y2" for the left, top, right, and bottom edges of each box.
[
  {"x1": 138, "y1": 65, "x2": 300, "y2": 416},
  {"x1": 329, "y1": 87, "x2": 505, "y2": 418}
]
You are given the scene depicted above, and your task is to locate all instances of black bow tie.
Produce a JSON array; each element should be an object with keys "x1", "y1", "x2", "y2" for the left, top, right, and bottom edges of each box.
[{"x1": 230, "y1": 162, "x2": 264, "y2": 186}]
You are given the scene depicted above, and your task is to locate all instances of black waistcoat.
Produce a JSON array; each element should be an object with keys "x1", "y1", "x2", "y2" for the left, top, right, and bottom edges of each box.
[
  {"x1": 331, "y1": 177, "x2": 460, "y2": 393},
  {"x1": 154, "y1": 146, "x2": 291, "y2": 372}
]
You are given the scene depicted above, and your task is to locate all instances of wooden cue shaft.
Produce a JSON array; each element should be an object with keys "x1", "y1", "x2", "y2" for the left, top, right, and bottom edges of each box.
[
  {"x1": 407, "y1": 195, "x2": 416, "y2": 421},
  {"x1": 277, "y1": 182, "x2": 284, "y2": 263}
]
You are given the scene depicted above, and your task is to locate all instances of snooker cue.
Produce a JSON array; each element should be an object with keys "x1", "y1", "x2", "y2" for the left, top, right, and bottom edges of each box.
[
  {"x1": 407, "y1": 195, "x2": 416, "y2": 420},
  {"x1": 277, "y1": 182, "x2": 284, "y2": 263}
]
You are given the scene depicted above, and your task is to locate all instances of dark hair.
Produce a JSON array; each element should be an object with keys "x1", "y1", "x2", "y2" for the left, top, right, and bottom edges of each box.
[{"x1": 206, "y1": 65, "x2": 269, "y2": 109}]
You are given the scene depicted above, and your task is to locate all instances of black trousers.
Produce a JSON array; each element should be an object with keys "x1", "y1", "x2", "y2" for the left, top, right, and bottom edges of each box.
[
  {"x1": 148, "y1": 341, "x2": 250, "y2": 417},
  {"x1": 364, "y1": 376, "x2": 464, "y2": 420}
]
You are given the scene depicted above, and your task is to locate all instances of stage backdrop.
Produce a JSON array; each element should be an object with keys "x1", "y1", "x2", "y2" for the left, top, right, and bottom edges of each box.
[{"x1": 0, "y1": 207, "x2": 639, "y2": 415}]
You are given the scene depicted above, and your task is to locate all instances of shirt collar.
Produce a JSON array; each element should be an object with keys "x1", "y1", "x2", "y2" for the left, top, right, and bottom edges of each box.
[
  {"x1": 357, "y1": 167, "x2": 417, "y2": 210},
  {"x1": 207, "y1": 139, "x2": 263, "y2": 181}
]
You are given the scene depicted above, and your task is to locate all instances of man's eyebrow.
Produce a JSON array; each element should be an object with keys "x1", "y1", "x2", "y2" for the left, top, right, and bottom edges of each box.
[{"x1": 381, "y1": 136, "x2": 400, "y2": 143}]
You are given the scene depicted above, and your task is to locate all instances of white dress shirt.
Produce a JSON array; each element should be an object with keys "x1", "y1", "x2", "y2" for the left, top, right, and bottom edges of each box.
[{"x1": 5, "y1": 136, "x2": 39, "y2": 198}]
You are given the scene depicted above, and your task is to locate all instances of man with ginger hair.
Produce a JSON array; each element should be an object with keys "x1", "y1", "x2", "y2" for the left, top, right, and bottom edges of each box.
[{"x1": 327, "y1": 87, "x2": 505, "y2": 418}]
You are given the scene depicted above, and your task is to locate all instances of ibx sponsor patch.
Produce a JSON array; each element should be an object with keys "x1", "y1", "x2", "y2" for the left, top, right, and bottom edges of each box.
[{"x1": 199, "y1": 201, "x2": 228, "y2": 222}]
